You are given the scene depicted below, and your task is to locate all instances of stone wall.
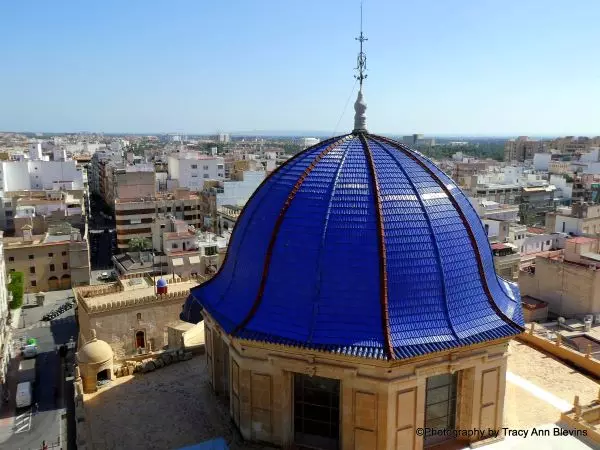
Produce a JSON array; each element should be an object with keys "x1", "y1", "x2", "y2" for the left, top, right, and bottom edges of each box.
[
  {"x1": 79, "y1": 297, "x2": 187, "y2": 360},
  {"x1": 73, "y1": 370, "x2": 91, "y2": 450}
]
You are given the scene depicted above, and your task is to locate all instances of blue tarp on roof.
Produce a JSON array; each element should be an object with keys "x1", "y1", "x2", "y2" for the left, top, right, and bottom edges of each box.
[
  {"x1": 175, "y1": 437, "x2": 228, "y2": 450},
  {"x1": 184, "y1": 133, "x2": 524, "y2": 360}
]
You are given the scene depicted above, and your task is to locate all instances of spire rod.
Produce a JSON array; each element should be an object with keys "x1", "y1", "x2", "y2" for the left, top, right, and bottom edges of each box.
[{"x1": 353, "y1": 0, "x2": 368, "y2": 133}]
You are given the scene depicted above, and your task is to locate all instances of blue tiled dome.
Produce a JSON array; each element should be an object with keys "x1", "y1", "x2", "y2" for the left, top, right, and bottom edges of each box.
[
  {"x1": 186, "y1": 133, "x2": 524, "y2": 360},
  {"x1": 157, "y1": 278, "x2": 167, "y2": 288}
]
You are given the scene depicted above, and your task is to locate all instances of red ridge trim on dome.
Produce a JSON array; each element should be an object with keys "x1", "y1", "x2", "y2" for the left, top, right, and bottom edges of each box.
[
  {"x1": 231, "y1": 135, "x2": 351, "y2": 336},
  {"x1": 192, "y1": 135, "x2": 345, "y2": 294},
  {"x1": 368, "y1": 137, "x2": 460, "y2": 342},
  {"x1": 370, "y1": 134, "x2": 524, "y2": 333},
  {"x1": 358, "y1": 133, "x2": 395, "y2": 361}
]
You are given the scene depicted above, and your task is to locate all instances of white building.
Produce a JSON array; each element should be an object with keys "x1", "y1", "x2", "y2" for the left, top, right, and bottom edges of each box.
[
  {"x1": 300, "y1": 138, "x2": 320, "y2": 149},
  {"x1": 532, "y1": 153, "x2": 551, "y2": 171},
  {"x1": 218, "y1": 133, "x2": 230, "y2": 143},
  {"x1": 549, "y1": 174, "x2": 573, "y2": 199},
  {"x1": 215, "y1": 171, "x2": 265, "y2": 207},
  {"x1": 0, "y1": 160, "x2": 84, "y2": 191},
  {"x1": 167, "y1": 153, "x2": 225, "y2": 190}
]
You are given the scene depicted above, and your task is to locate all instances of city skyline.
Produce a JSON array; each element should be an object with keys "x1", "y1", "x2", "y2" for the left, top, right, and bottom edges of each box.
[{"x1": 2, "y1": 0, "x2": 600, "y2": 135}]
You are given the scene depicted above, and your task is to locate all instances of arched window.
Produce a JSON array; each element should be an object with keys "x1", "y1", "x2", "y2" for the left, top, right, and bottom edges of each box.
[
  {"x1": 135, "y1": 330, "x2": 146, "y2": 349},
  {"x1": 136, "y1": 313, "x2": 141, "y2": 321}
]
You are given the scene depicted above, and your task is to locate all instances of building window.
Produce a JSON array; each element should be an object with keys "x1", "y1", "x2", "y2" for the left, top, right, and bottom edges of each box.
[
  {"x1": 28, "y1": 254, "x2": 34, "y2": 260},
  {"x1": 5, "y1": 211, "x2": 12, "y2": 217},
  {"x1": 48, "y1": 252, "x2": 54, "y2": 257},
  {"x1": 50, "y1": 264, "x2": 55, "y2": 271},
  {"x1": 205, "y1": 246, "x2": 218, "y2": 256},
  {"x1": 203, "y1": 165, "x2": 209, "y2": 170},
  {"x1": 546, "y1": 240, "x2": 550, "y2": 245},
  {"x1": 63, "y1": 263, "x2": 68, "y2": 270},
  {"x1": 562, "y1": 222, "x2": 566, "y2": 232},
  {"x1": 8, "y1": 256, "x2": 14, "y2": 262},
  {"x1": 203, "y1": 174, "x2": 209, "y2": 178},
  {"x1": 30, "y1": 267, "x2": 35, "y2": 274},
  {"x1": 172, "y1": 243, "x2": 178, "y2": 249},
  {"x1": 137, "y1": 313, "x2": 142, "y2": 321},
  {"x1": 10, "y1": 269, "x2": 15, "y2": 273},
  {"x1": 62, "y1": 251, "x2": 67, "y2": 256},
  {"x1": 31, "y1": 280, "x2": 37, "y2": 287},
  {"x1": 191, "y1": 164, "x2": 197, "y2": 169}
]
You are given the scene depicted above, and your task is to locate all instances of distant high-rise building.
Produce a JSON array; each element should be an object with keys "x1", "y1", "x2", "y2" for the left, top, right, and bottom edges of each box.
[
  {"x1": 300, "y1": 137, "x2": 320, "y2": 149},
  {"x1": 504, "y1": 136, "x2": 542, "y2": 162},
  {"x1": 218, "y1": 133, "x2": 230, "y2": 144}
]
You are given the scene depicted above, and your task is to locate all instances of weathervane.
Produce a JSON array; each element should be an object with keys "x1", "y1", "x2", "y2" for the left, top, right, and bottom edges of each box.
[
  {"x1": 353, "y1": 0, "x2": 368, "y2": 133},
  {"x1": 355, "y1": 1, "x2": 368, "y2": 88}
]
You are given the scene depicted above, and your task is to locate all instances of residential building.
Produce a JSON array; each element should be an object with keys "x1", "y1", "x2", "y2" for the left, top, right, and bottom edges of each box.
[
  {"x1": 490, "y1": 242, "x2": 520, "y2": 280},
  {"x1": 216, "y1": 204, "x2": 241, "y2": 232},
  {"x1": 4, "y1": 223, "x2": 91, "y2": 293},
  {"x1": 0, "y1": 231, "x2": 12, "y2": 399},
  {"x1": 112, "y1": 216, "x2": 228, "y2": 278},
  {"x1": 114, "y1": 189, "x2": 205, "y2": 251},
  {"x1": 167, "y1": 153, "x2": 225, "y2": 190},
  {"x1": 0, "y1": 159, "x2": 84, "y2": 191},
  {"x1": 504, "y1": 136, "x2": 542, "y2": 162},
  {"x1": 547, "y1": 136, "x2": 600, "y2": 154},
  {"x1": 5, "y1": 190, "x2": 85, "y2": 235},
  {"x1": 218, "y1": 133, "x2": 230, "y2": 143},
  {"x1": 519, "y1": 185, "x2": 557, "y2": 226},
  {"x1": 546, "y1": 202, "x2": 600, "y2": 236},
  {"x1": 519, "y1": 237, "x2": 600, "y2": 317}
]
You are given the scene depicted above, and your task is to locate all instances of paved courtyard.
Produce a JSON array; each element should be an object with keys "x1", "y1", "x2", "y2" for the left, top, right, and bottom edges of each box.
[{"x1": 82, "y1": 340, "x2": 600, "y2": 450}]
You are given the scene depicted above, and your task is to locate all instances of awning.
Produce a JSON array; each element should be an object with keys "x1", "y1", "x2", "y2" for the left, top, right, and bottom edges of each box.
[
  {"x1": 172, "y1": 258, "x2": 184, "y2": 267},
  {"x1": 188, "y1": 255, "x2": 201, "y2": 264}
]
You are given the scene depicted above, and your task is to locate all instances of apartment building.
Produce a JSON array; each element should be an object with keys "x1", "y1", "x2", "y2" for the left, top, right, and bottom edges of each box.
[
  {"x1": 0, "y1": 159, "x2": 84, "y2": 191},
  {"x1": 504, "y1": 136, "x2": 542, "y2": 162},
  {"x1": 519, "y1": 237, "x2": 600, "y2": 317},
  {"x1": 546, "y1": 202, "x2": 600, "y2": 235},
  {"x1": 115, "y1": 189, "x2": 205, "y2": 251},
  {"x1": 167, "y1": 153, "x2": 225, "y2": 190},
  {"x1": 0, "y1": 189, "x2": 85, "y2": 233},
  {"x1": 4, "y1": 223, "x2": 91, "y2": 293},
  {"x1": 548, "y1": 136, "x2": 600, "y2": 154}
]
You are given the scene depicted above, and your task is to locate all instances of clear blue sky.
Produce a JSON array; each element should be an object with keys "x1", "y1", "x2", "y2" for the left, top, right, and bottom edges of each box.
[{"x1": 1, "y1": 0, "x2": 599, "y2": 136}]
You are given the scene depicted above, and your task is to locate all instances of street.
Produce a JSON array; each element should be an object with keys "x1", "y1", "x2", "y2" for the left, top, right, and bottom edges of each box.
[
  {"x1": 0, "y1": 290, "x2": 78, "y2": 450},
  {"x1": 89, "y1": 194, "x2": 116, "y2": 270}
]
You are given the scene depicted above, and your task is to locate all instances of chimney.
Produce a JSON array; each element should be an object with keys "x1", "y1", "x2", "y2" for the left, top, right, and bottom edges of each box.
[{"x1": 22, "y1": 225, "x2": 33, "y2": 242}]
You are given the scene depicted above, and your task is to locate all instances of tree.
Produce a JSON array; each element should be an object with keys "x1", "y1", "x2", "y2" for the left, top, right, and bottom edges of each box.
[
  {"x1": 7, "y1": 271, "x2": 24, "y2": 310},
  {"x1": 128, "y1": 237, "x2": 151, "y2": 259}
]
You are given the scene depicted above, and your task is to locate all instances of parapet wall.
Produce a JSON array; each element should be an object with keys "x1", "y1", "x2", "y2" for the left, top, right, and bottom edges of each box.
[{"x1": 78, "y1": 288, "x2": 191, "y2": 314}]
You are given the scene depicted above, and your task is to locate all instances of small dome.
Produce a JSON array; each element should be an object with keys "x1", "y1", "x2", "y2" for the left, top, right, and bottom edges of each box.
[
  {"x1": 77, "y1": 331, "x2": 113, "y2": 364},
  {"x1": 157, "y1": 278, "x2": 167, "y2": 288}
]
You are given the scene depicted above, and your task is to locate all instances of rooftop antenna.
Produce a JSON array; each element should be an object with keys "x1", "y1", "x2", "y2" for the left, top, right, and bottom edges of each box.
[{"x1": 353, "y1": 0, "x2": 368, "y2": 133}]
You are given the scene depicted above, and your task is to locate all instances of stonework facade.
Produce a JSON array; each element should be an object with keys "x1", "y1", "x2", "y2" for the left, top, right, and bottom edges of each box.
[
  {"x1": 75, "y1": 277, "x2": 200, "y2": 360},
  {"x1": 203, "y1": 312, "x2": 510, "y2": 450}
]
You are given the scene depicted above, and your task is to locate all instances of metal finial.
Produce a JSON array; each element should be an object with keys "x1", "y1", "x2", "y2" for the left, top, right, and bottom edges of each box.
[{"x1": 353, "y1": 1, "x2": 368, "y2": 133}]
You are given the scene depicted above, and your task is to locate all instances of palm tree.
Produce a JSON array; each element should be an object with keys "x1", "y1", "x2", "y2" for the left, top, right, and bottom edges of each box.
[{"x1": 128, "y1": 237, "x2": 151, "y2": 260}]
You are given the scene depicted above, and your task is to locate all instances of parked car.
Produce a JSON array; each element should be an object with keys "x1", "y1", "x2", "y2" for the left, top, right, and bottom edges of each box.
[
  {"x1": 21, "y1": 344, "x2": 38, "y2": 359},
  {"x1": 98, "y1": 272, "x2": 110, "y2": 281}
]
